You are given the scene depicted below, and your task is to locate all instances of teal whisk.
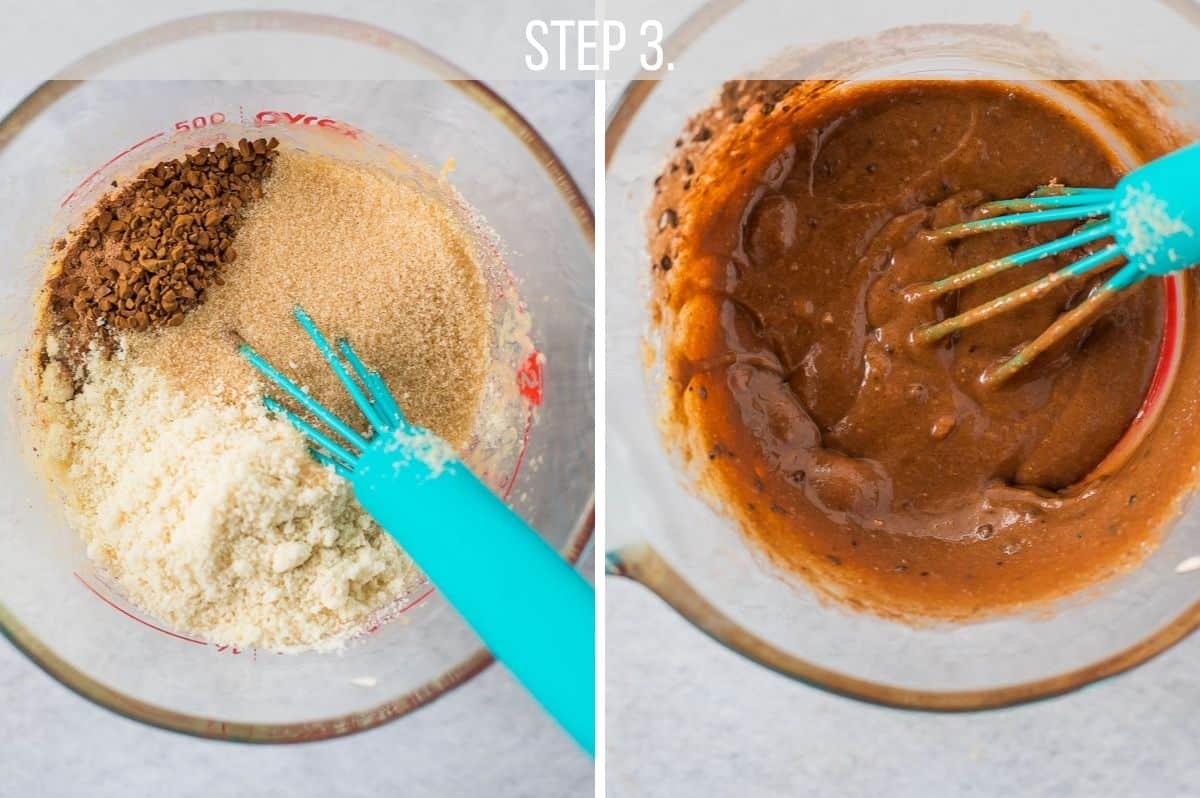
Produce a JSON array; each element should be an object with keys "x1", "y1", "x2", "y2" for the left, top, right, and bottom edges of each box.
[
  {"x1": 240, "y1": 307, "x2": 594, "y2": 754},
  {"x1": 909, "y1": 141, "x2": 1200, "y2": 385}
]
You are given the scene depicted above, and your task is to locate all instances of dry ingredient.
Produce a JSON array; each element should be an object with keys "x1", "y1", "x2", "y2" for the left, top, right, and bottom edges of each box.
[
  {"x1": 35, "y1": 349, "x2": 416, "y2": 650},
  {"x1": 27, "y1": 142, "x2": 494, "y2": 650},
  {"x1": 132, "y1": 151, "x2": 491, "y2": 446},
  {"x1": 47, "y1": 138, "x2": 277, "y2": 360}
]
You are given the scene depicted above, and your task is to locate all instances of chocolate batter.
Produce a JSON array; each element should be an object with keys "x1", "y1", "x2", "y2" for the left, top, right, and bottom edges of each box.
[{"x1": 651, "y1": 81, "x2": 1198, "y2": 619}]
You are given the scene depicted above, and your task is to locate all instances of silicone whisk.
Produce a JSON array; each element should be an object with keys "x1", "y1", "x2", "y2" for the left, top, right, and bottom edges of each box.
[
  {"x1": 909, "y1": 141, "x2": 1200, "y2": 385},
  {"x1": 240, "y1": 307, "x2": 594, "y2": 753}
]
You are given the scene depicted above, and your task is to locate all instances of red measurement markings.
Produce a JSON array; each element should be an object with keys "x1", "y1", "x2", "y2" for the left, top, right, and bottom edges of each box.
[
  {"x1": 363, "y1": 585, "x2": 438, "y2": 635},
  {"x1": 495, "y1": 352, "x2": 543, "y2": 496},
  {"x1": 501, "y1": 402, "x2": 538, "y2": 500},
  {"x1": 398, "y1": 586, "x2": 436, "y2": 614},
  {"x1": 516, "y1": 351, "x2": 544, "y2": 406},
  {"x1": 59, "y1": 132, "x2": 165, "y2": 208},
  {"x1": 253, "y1": 110, "x2": 362, "y2": 139},
  {"x1": 74, "y1": 572, "x2": 206, "y2": 645},
  {"x1": 173, "y1": 112, "x2": 226, "y2": 132}
]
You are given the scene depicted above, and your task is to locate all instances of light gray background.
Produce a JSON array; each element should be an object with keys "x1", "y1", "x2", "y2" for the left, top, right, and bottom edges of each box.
[
  {"x1": 605, "y1": 4, "x2": 1200, "y2": 798},
  {"x1": 608, "y1": 580, "x2": 1200, "y2": 797},
  {"x1": 0, "y1": 4, "x2": 594, "y2": 798}
]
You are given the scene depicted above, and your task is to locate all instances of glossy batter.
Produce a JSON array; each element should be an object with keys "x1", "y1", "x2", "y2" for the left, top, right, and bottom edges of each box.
[{"x1": 651, "y1": 81, "x2": 1197, "y2": 619}]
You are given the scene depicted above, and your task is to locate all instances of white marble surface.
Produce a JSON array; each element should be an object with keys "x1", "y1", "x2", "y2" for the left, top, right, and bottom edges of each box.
[{"x1": 0, "y1": 5, "x2": 594, "y2": 798}]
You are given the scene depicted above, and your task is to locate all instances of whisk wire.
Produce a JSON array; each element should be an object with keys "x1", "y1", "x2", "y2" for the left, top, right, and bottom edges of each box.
[
  {"x1": 308, "y1": 447, "x2": 353, "y2": 479},
  {"x1": 262, "y1": 395, "x2": 358, "y2": 469},
  {"x1": 1030, "y1": 186, "x2": 1112, "y2": 198},
  {"x1": 368, "y1": 371, "x2": 405, "y2": 427},
  {"x1": 916, "y1": 243, "x2": 1123, "y2": 344},
  {"x1": 335, "y1": 337, "x2": 374, "y2": 391},
  {"x1": 984, "y1": 288, "x2": 1119, "y2": 386},
  {"x1": 336, "y1": 337, "x2": 407, "y2": 428},
  {"x1": 978, "y1": 188, "x2": 1115, "y2": 215},
  {"x1": 913, "y1": 220, "x2": 1115, "y2": 301},
  {"x1": 929, "y1": 202, "x2": 1112, "y2": 242},
  {"x1": 238, "y1": 342, "x2": 370, "y2": 452},
  {"x1": 293, "y1": 307, "x2": 387, "y2": 432},
  {"x1": 239, "y1": 307, "x2": 417, "y2": 476},
  {"x1": 1103, "y1": 261, "x2": 1152, "y2": 293}
]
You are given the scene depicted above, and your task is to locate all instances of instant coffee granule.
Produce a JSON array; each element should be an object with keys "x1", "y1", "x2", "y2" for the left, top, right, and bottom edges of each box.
[{"x1": 46, "y1": 138, "x2": 278, "y2": 363}]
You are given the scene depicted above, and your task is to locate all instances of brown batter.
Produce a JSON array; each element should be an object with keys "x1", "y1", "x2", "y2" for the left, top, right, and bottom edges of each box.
[{"x1": 650, "y1": 80, "x2": 1200, "y2": 620}]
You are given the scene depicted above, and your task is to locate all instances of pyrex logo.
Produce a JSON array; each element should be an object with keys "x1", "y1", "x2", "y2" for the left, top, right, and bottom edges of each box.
[{"x1": 254, "y1": 111, "x2": 361, "y2": 139}]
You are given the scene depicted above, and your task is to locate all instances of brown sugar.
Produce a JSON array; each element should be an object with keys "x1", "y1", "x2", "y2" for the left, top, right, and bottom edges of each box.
[{"x1": 129, "y1": 150, "x2": 492, "y2": 448}]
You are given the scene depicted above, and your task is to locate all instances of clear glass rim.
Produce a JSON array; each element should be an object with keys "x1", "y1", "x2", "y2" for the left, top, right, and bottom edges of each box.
[
  {"x1": 604, "y1": 0, "x2": 1200, "y2": 712},
  {"x1": 0, "y1": 12, "x2": 595, "y2": 744}
]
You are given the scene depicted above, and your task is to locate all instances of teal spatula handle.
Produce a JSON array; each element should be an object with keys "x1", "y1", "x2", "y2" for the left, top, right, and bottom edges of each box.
[{"x1": 352, "y1": 445, "x2": 595, "y2": 754}]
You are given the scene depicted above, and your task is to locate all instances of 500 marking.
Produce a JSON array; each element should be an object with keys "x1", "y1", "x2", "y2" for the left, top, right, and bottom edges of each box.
[{"x1": 174, "y1": 112, "x2": 226, "y2": 132}]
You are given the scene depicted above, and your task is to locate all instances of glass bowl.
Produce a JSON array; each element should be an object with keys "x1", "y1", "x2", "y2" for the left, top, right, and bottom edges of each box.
[
  {"x1": 606, "y1": 0, "x2": 1200, "y2": 710},
  {"x1": 0, "y1": 15, "x2": 593, "y2": 742}
]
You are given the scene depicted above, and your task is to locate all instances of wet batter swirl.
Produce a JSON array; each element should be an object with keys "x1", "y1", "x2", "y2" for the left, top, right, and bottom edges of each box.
[{"x1": 651, "y1": 80, "x2": 1195, "y2": 619}]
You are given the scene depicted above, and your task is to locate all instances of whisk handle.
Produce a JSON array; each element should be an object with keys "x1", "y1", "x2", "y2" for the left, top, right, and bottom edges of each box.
[
  {"x1": 1111, "y1": 140, "x2": 1200, "y2": 286},
  {"x1": 351, "y1": 446, "x2": 595, "y2": 754}
]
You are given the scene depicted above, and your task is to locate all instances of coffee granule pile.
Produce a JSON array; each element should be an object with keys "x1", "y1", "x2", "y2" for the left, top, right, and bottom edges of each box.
[{"x1": 47, "y1": 137, "x2": 277, "y2": 360}]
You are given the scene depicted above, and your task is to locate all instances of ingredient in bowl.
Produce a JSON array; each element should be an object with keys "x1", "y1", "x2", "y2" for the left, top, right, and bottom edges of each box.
[
  {"x1": 47, "y1": 138, "x2": 277, "y2": 358},
  {"x1": 26, "y1": 140, "x2": 494, "y2": 650},
  {"x1": 131, "y1": 150, "x2": 490, "y2": 445},
  {"x1": 37, "y1": 350, "x2": 414, "y2": 651},
  {"x1": 651, "y1": 80, "x2": 1195, "y2": 620},
  {"x1": 239, "y1": 311, "x2": 596, "y2": 753}
]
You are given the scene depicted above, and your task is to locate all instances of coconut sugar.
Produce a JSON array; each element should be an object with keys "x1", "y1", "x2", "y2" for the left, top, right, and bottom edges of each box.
[{"x1": 132, "y1": 151, "x2": 491, "y2": 446}]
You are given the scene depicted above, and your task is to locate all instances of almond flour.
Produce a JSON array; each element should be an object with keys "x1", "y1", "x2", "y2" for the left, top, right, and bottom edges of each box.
[{"x1": 35, "y1": 348, "x2": 417, "y2": 650}]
